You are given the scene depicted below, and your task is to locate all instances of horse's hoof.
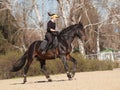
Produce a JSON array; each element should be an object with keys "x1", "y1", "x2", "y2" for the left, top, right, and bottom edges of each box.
[
  {"x1": 23, "y1": 80, "x2": 27, "y2": 84},
  {"x1": 67, "y1": 72, "x2": 74, "y2": 80},
  {"x1": 23, "y1": 81, "x2": 26, "y2": 84},
  {"x1": 67, "y1": 73, "x2": 72, "y2": 79},
  {"x1": 71, "y1": 73, "x2": 75, "y2": 78},
  {"x1": 48, "y1": 78, "x2": 52, "y2": 82},
  {"x1": 68, "y1": 77, "x2": 73, "y2": 80}
]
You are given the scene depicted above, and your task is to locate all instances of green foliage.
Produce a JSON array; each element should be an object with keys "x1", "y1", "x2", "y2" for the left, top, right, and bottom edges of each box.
[
  {"x1": 0, "y1": 52, "x2": 117, "y2": 79},
  {"x1": 71, "y1": 53, "x2": 114, "y2": 72},
  {"x1": 113, "y1": 61, "x2": 120, "y2": 68},
  {"x1": 0, "y1": 51, "x2": 22, "y2": 79}
]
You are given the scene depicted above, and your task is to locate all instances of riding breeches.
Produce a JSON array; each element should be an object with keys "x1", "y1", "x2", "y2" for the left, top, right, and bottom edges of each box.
[{"x1": 45, "y1": 32, "x2": 53, "y2": 45}]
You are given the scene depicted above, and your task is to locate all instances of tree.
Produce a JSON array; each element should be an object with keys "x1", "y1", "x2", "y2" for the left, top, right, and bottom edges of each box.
[
  {"x1": 98, "y1": 0, "x2": 120, "y2": 51},
  {"x1": 57, "y1": 0, "x2": 100, "y2": 54},
  {"x1": 0, "y1": 0, "x2": 44, "y2": 53}
]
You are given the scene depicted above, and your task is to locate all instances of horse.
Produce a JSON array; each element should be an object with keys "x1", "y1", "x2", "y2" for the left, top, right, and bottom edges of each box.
[{"x1": 10, "y1": 22, "x2": 86, "y2": 84}]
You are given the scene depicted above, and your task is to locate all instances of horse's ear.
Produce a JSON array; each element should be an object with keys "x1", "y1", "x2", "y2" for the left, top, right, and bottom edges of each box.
[{"x1": 78, "y1": 22, "x2": 83, "y2": 29}]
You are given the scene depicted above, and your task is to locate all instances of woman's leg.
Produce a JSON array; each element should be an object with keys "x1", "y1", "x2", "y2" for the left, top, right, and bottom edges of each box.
[
  {"x1": 45, "y1": 32, "x2": 53, "y2": 45},
  {"x1": 42, "y1": 32, "x2": 52, "y2": 54}
]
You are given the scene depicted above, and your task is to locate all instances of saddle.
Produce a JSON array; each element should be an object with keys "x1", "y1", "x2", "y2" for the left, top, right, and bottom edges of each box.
[{"x1": 39, "y1": 36, "x2": 58, "y2": 51}]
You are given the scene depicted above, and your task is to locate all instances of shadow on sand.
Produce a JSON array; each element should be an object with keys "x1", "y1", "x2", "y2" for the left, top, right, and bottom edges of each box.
[
  {"x1": 11, "y1": 79, "x2": 73, "y2": 85},
  {"x1": 35, "y1": 79, "x2": 69, "y2": 83}
]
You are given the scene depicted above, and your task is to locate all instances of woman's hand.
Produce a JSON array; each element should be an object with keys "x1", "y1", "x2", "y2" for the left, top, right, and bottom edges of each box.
[{"x1": 50, "y1": 29, "x2": 56, "y2": 32}]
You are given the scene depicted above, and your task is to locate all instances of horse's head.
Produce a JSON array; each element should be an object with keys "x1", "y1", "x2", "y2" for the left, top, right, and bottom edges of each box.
[
  {"x1": 59, "y1": 22, "x2": 86, "y2": 42},
  {"x1": 75, "y1": 22, "x2": 86, "y2": 42}
]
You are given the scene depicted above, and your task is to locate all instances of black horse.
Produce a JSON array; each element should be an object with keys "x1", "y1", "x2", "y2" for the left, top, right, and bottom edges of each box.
[{"x1": 11, "y1": 22, "x2": 86, "y2": 83}]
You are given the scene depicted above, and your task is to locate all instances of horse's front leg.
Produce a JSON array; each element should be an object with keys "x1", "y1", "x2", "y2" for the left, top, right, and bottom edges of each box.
[
  {"x1": 60, "y1": 55, "x2": 72, "y2": 79},
  {"x1": 67, "y1": 55, "x2": 77, "y2": 78}
]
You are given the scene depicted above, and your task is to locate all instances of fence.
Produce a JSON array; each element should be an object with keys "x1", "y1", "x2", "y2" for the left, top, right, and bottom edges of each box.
[{"x1": 86, "y1": 51, "x2": 120, "y2": 61}]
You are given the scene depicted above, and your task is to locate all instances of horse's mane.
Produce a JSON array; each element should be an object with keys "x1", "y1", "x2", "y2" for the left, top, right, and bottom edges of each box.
[{"x1": 59, "y1": 22, "x2": 83, "y2": 35}]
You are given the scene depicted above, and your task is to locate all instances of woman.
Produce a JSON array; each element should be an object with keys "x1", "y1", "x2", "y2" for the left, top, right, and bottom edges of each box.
[{"x1": 42, "y1": 13, "x2": 59, "y2": 54}]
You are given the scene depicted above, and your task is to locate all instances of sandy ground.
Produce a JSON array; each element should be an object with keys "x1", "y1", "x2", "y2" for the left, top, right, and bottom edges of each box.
[{"x1": 0, "y1": 69, "x2": 120, "y2": 90}]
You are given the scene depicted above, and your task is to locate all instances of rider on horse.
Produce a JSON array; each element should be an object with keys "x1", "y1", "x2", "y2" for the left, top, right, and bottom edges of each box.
[{"x1": 42, "y1": 13, "x2": 59, "y2": 54}]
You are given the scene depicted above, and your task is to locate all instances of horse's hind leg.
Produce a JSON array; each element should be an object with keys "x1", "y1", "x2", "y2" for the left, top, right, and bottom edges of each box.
[
  {"x1": 23, "y1": 58, "x2": 33, "y2": 84},
  {"x1": 39, "y1": 60, "x2": 52, "y2": 82},
  {"x1": 67, "y1": 55, "x2": 77, "y2": 78}
]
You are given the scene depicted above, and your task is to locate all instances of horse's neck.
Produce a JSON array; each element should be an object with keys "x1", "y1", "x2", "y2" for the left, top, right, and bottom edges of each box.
[{"x1": 59, "y1": 31, "x2": 75, "y2": 46}]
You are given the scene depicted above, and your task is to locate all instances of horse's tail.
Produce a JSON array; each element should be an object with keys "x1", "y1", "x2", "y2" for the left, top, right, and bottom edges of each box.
[{"x1": 10, "y1": 51, "x2": 28, "y2": 72}]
